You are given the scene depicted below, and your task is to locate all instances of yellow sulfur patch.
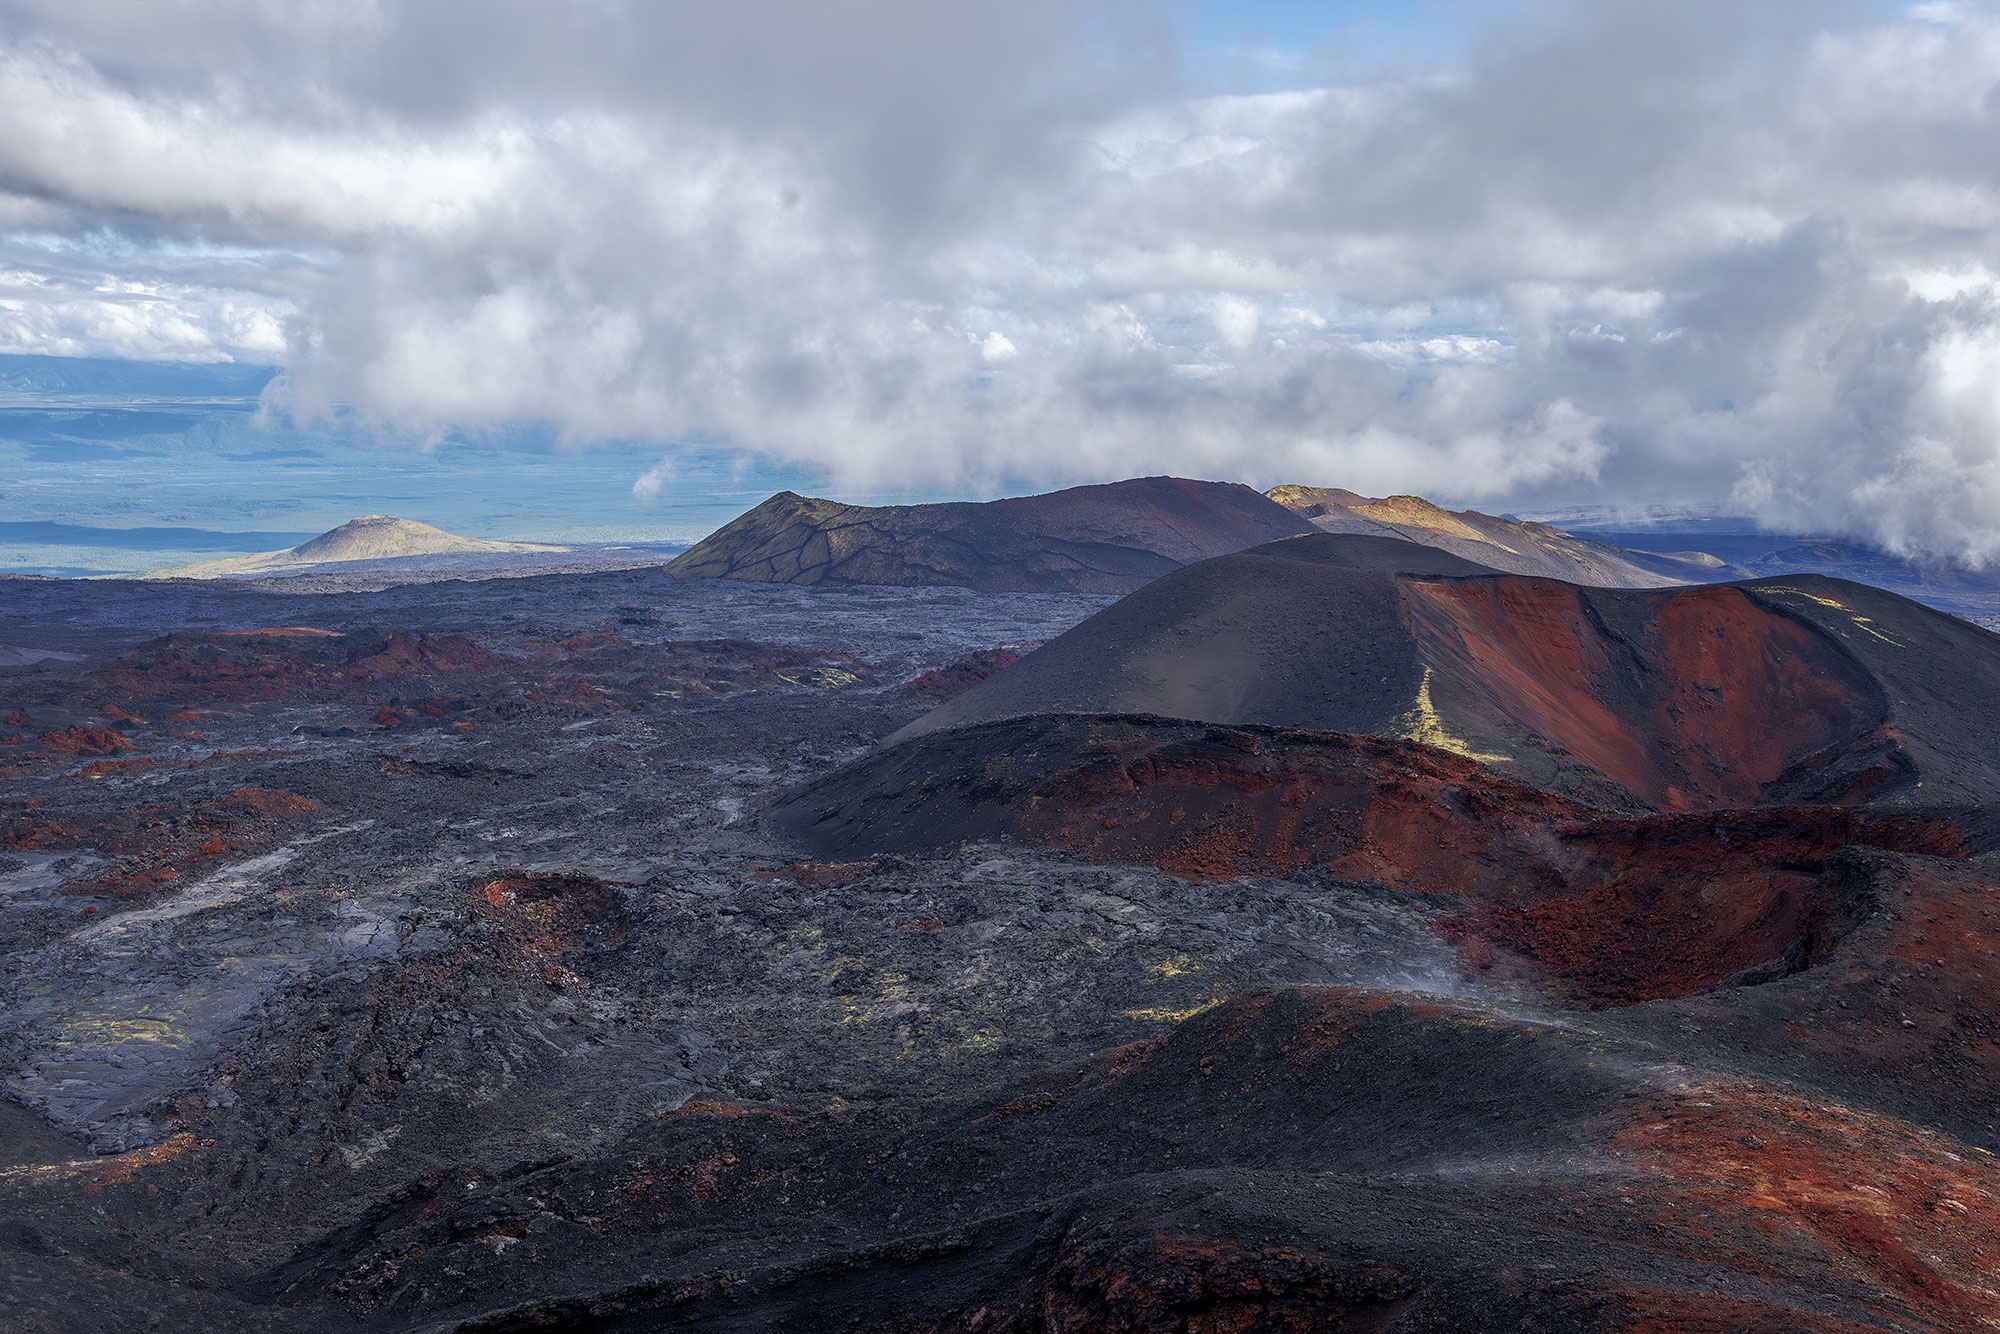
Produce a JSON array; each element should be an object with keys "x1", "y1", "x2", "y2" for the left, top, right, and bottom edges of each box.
[{"x1": 1121, "y1": 989, "x2": 1229, "y2": 1023}]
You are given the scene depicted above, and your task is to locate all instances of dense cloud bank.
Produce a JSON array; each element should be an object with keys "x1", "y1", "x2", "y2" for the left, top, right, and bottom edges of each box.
[{"x1": 3, "y1": 1, "x2": 2000, "y2": 561}]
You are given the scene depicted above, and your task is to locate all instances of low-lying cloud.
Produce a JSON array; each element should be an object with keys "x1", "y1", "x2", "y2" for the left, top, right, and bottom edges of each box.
[{"x1": 4, "y1": 0, "x2": 2000, "y2": 561}]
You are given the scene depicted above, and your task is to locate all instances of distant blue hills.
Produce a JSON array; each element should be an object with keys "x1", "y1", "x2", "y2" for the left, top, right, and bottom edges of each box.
[
  {"x1": 0, "y1": 521, "x2": 315, "y2": 552},
  {"x1": 0, "y1": 353, "x2": 278, "y2": 400}
]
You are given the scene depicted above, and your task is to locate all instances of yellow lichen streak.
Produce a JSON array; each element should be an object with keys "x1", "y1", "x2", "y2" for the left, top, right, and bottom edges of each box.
[{"x1": 1396, "y1": 667, "x2": 1509, "y2": 764}]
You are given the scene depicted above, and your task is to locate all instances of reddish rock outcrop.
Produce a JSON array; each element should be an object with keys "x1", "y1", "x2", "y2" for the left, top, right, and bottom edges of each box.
[
  {"x1": 466, "y1": 871, "x2": 633, "y2": 956},
  {"x1": 897, "y1": 646, "x2": 1026, "y2": 703},
  {"x1": 40, "y1": 725, "x2": 134, "y2": 756}
]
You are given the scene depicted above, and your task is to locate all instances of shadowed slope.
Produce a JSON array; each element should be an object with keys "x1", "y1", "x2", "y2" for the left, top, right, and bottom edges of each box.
[
  {"x1": 891, "y1": 533, "x2": 1490, "y2": 758},
  {"x1": 263, "y1": 983, "x2": 2000, "y2": 1331},
  {"x1": 664, "y1": 476, "x2": 1315, "y2": 593},
  {"x1": 896, "y1": 533, "x2": 2000, "y2": 810}
]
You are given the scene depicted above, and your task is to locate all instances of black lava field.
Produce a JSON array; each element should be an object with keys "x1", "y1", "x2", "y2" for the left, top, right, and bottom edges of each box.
[{"x1": 4, "y1": 542, "x2": 2000, "y2": 1333}]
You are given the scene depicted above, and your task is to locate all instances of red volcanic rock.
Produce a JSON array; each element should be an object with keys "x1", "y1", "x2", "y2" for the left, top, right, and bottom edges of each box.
[
  {"x1": 22, "y1": 779, "x2": 337, "y2": 905},
  {"x1": 6, "y1": 632, "x2": 876, "y2": 737},
  {"x1": 222, "y1": 786, "x2": 323, "y2": 818},
  {"x1": 1610, "y1": 1083, "x2": 2000, "y2": 1331},
  {"x1": 898, "y1": 646, "x2": 1026, "y2": 703},
  {"x1": 776, "y1": 714, "x2": 1976, "y2": 1006},
  {"x1": 98, "y1": 863, "x2": 180, "y2": 897},
  {"x1": 345, "y1": 631, "x2": 502, "y2": 679},
  {"x1": 1438, "y1": 809, "x2": 1972, "y2": 1005},
  {"x1": 40, "y1": 725, "x2": 134, "y2": 756},
  {"x1": 753, "y1": 860, "x2": 880, "y2": 889},
  {"x1": 77, "y1": 633, "x2": 334, "y2": 706},
  {"x1": 75, "y1": 757, "x2": 155, "y2": 779},
  {"x1": 997, "y1": 1229, "x2": 1417, "y2": 1332},
  {"x1": 1401, "y1": 577, "x2": 1879, "y2": 808},
  {"x1": 4, "y1": 709, "x2": 30, "y2": 726},
  {"x1": 466, "y1": 871, "x2": 633, "y2": 955},
  {"x1": 630, "y1": 983, "x2": 1997, "y2": 1331},
  {"x1": 4, "y1": 820, "x2": 67, "y2": 850}
]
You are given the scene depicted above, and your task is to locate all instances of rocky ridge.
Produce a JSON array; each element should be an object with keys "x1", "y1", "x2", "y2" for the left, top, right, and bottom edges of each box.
[
  {"x1": 665, "y1": 476, "x2": 1316, "y2": 593},
  {"x1": 1266, "y1": 484, "x2": 1742, "y2": 587}
]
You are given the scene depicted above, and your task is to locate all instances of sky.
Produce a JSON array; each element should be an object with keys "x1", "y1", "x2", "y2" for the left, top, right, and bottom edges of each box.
[{"x1": 4, "y1": 1, "x2": 2000, "y2": 564}]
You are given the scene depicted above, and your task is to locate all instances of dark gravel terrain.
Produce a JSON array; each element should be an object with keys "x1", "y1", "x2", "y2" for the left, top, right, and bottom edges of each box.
[{"x1": 0, "y1": 560, "x2": 1996, "y2": 1331}]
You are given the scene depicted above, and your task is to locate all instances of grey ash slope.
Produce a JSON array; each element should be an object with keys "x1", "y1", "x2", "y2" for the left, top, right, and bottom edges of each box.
[
  {"x1": 664, "y1": 475, "x2": 1316, "y2": 593},
  {"x1": 889, "y1": 534, "x2": 1496, "y2": 746}
]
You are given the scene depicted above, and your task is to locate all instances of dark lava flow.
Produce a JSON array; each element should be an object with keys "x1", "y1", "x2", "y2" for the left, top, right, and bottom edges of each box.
[{"x1": 2, "y1": 557, "x2": 1998, "y2": 1332}]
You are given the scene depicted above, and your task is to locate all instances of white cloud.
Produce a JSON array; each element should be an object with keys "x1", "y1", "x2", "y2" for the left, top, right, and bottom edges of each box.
[
  {"x1": 632, "y1": 456, "x2": 675, "y2": 501},
  {"x1": 1210, "y1": 294, "x2": 1259, "y2": 350},
  {"x1": 2, "y1": 2, "x2": 2000, "y2": 559}
]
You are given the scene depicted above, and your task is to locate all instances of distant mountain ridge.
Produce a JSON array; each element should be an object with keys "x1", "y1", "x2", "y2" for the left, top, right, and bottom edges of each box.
[
  {"x1": 1264, "y1": 485, "x2": 1739, "y2": 587},
  {"x1": 144, "y1": 515, "x2": 566, "y2": 580},
  {"x1": 665, "y1": 477, "x2": 1316, "y2": 594},
  {"x1": 666, "y1": 476, "x2": 1760, "y2": 598}
]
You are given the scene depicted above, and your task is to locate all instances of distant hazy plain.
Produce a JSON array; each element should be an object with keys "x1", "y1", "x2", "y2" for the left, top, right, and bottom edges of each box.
[{"x1": 0, "y1": 354, "x2": 872, "y2": 576}]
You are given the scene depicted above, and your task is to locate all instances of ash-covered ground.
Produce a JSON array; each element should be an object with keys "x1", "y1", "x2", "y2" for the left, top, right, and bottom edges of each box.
[{"x1": 2, "y1": 568, "x2": 1996, "y2": 1332}]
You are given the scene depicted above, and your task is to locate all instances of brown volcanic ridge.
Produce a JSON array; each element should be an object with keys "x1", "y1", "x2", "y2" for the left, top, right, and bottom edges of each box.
[
  {"x1": 665, "y1": 476, "x2": 1318, "y2": 593},
  {"x1": 1266, "y1": 483, "x2": 1742, "y2": 587}
]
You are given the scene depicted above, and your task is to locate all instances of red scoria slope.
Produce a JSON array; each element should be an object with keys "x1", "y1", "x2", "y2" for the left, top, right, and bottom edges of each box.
[{"x1": 773, "y1": 713, "x2": 1985, "y2": 1006}]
